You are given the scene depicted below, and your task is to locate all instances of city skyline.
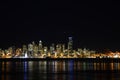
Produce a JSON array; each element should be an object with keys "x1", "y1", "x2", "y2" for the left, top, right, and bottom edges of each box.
[
  {"x1": 0, "y1": 0, "x2": 118, "y2": 51},
  {"x1": 0, "y1": 35, "x2": 120, "y2": 52},
  {"x1": 0, "y1": 1, "x2": 119, "y2": 80},
  {"x1": 1, "y1": 37, "x2": 120, "y2": 59}
]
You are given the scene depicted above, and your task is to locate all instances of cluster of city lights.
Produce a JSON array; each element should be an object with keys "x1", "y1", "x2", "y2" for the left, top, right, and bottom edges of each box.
[{"x1": 0, "y1": 37, "x2": 120, "y2": 58}]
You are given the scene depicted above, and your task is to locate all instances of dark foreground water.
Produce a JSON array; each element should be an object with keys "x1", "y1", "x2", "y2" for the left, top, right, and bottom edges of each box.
[{"x1": 1, "y1": 60, "x2": 120, "y2": 80}]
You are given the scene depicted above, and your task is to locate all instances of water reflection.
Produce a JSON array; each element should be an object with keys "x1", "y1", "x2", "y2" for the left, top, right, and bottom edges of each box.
[
  {"x1": 1, "y1": 61, "x2": 120, "y2": 80},
  {"x1": 23, "y1": 61, "x2": 28, "y2": 80}
]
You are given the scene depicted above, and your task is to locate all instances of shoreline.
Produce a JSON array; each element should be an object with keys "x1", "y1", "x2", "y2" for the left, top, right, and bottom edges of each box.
[{"x1": 0, "y1": 58, "x2": 120, "y2": 62}]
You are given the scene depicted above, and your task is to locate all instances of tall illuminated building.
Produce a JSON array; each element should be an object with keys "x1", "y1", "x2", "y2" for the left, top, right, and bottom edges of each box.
[
  {"x1": 28, "y1": 43, "x2": 33, "y2": 57},
  {"x1": 62, "y1": 44, "x2": 65, "y2": 53},
  {"x1": 50, "y1": 43, "x2": 55, "y2": 54},
  {"x1": 33, "y1": 45, "x2": 38, "y2": 56},
  {"x1": 56, "y1": 44, "x2": 62, "y2": 54},
  {"x1": 43, "y1": 47, "x2": 48, "y2": 55},
  {"x1": 22, "y1": 45, "x2": 27, "y2": 56},
  {"x1": 68, "y1": 37, "x2": 73, "y2": 55},
  {"x1": 39, "y1": 40, "x2": 42, "y2": 48},
  {"x1": 38, "y1": 40, "x2": 42, "y2": 54}
]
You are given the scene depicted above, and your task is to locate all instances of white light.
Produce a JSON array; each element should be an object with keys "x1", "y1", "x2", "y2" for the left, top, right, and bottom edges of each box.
[
  {"x1": 114, "y1": 54, "x2": 118, "y2": 58},
  {"x1": 25, "y1": 53, "x2": 28, "y2": 58}
]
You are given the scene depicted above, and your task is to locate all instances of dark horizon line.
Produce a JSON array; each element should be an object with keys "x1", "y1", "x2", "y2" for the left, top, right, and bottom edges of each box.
[{"x1": 1, "y1": 58, "x2": 120, "y2": 62}]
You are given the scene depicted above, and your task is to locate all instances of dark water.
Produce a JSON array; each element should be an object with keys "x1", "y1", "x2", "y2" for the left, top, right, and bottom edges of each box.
[{"x1": 1, "y1": 60, "x2": 120, "y2": 80}]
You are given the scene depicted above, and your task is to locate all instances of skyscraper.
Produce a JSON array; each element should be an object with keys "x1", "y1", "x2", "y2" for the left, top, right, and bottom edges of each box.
[
  {"x1": 28, "y1": 43, "x2": 33, "y2": 57},
  {"x1": 38, "y1": 40, "x2": 42, "y2": 51},
  {"x1": 22, "y1": 45, "x2": 27, "y2": 56},
  {"x1": 68, "y1": 37, "x2": 73, "y2": 55},
  {"x1": 50, "y1": 43, "x2": 55, "y2": 54},
  {"x1": 38, "y1": 40, "x2": 43, "y2": 54}
]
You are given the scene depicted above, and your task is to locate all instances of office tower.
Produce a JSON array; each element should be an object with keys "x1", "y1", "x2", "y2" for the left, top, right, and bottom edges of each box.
[
  {"x1": 22, "y1": 45, "x2": 27, "y2": 56},
  {"x1": 52, "y1": 43, "x2": 55, "y2": 52},
  {"x1": 68, "y1": 37, "x2": 73, "y2": 55},
  {"x1": 39, "y1": 40, "x2": 42, "y2": 49},
  {"x1": 50, "y1": 43, "x2": 55, "y2": 54},
  {"x1": 28, "y1": 43, "x2": 33, "y2": 57},
  {"x1": 56, "y1": 44, "x2": 62, "y2": 54},
  {"x1": 34, "y1": 45, "x2": 38, "y2": 54},
  {"x1": 38, "y1": 40, "x2": 42, "y2": 54},
  {"x1": 32, "y1": 41, "x2": 35, "y2": 47},
  {"x1": 62, "y1": 44, "x2": 65, "y2": 53},
  {"x1": 43, "y1": 47, "x2": 48, "y2": 54},
  {"x1": 50, "y1": 46, "x2": 52, "y2": 54}
]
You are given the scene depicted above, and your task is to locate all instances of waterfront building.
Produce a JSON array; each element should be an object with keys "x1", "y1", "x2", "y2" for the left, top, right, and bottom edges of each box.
[
  {"x1": 68, "y1": 37, "x2": 73, "y2": 55},
  {"x1": 28, "y1": 43, "x2": 33, "y2": 57},
  {"x1": 62, "y1": 44, "x2": 65, "y2": 53},
  {"x1": 33, "y1": 45, "x2": 39, "y2": 57},
  {"x1": 43, "y1": 47, "x2": 48, "y2": 55},
  {"x1": 56, "y1": 44, "x2": 62, "y2": 55},
  {"x1": 50, "y1": 43, "x2": 55, "y2": 54},
  {"x1": 22, "y1": 45, "x2": 27, "y2": 56},
  {"x1": 38, "y1": 40, "x2": 42, "y2": 50},
  {"x1": 38, "y1": 40, "x2": 43, "y2": 54}
]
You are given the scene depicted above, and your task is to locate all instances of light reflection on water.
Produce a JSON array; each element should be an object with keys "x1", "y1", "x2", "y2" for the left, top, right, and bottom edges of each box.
[{"x1": 1, "y1": 61, "x2": 120, "y2": 80}]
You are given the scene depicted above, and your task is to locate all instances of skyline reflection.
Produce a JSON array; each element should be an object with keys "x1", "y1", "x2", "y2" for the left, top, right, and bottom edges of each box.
[
  {"x1": 2, "y1": 61, "x2": 120, "y2": 72},
  {"x1": 1, "y1": 61, "x2": 120, "y2": 80}
]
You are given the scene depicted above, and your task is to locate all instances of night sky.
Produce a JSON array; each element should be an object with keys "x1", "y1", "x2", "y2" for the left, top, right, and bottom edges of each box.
[{"x1": 0, "y1": 0, "x2": 119, "y2": 52}]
